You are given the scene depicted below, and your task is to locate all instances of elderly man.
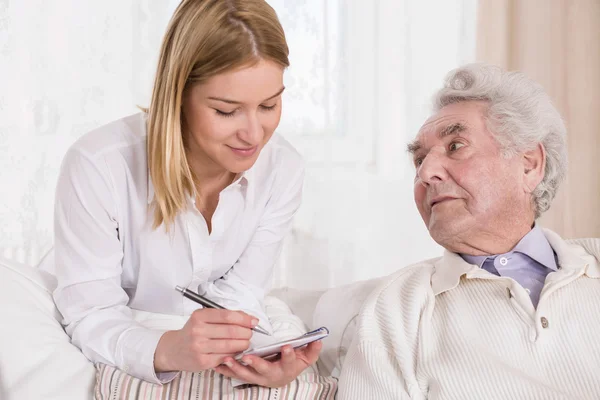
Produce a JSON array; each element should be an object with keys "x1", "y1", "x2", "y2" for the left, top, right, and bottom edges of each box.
[{"x1": 338, "y1": 63, "x2": 600, "y2": 399}]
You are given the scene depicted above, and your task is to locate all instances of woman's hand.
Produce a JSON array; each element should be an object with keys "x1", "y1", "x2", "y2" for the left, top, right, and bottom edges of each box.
[
  {"x1": 214, "y1": 340, "x2": 323, "y2": 388},
  {"x1": 154, "y1": 308, "x2": 257, "y2": 373}
]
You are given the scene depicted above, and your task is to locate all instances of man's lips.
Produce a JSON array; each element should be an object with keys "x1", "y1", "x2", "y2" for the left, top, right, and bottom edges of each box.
[{"x1": 429, "y1": 196, "x2": 458, "y2": 208}]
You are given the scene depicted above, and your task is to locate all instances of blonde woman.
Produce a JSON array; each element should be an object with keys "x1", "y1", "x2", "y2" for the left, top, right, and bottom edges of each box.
[{"x1": 52, "y1": 0, "x2": 320, "y2": 388}]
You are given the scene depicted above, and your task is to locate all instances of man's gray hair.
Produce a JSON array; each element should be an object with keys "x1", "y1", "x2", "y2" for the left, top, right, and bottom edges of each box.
[{"x1": 434, "y1": 63, "x2": 568, "y2": 218}]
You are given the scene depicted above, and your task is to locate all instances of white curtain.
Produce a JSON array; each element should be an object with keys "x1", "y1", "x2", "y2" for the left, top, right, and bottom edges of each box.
[
  {"x1": 476, "y1": 0, "x2": 600, "y2": 240},
  {"x1": 271, "y1": 0, "x2": 478, "y2": 289},
  {"x1": 0, "y1": 0, "x2": 477, "y2": 289},
  {"x1": 0, "y1": 0, "x2": 178, "y2": 264}
]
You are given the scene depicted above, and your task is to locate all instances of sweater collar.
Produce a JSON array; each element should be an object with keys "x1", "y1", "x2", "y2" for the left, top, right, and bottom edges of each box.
[{"x1": 431, "y1": 228, "x2": 600, "y2": 296}]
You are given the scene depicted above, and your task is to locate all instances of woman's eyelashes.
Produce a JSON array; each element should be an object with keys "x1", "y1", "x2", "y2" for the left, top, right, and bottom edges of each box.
[
  {"x1": 259, "y1": 103, "x2": 277, "y2": 111},
  {"x1": 215, "y1": 108, "x2": 237, "y2": 117},
  {"x1": 214, "y1": 103, "x2": 278, "y2": 118}
]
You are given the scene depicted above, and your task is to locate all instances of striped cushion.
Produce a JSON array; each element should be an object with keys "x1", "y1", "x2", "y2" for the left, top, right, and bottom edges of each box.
[{"x1": 95, "y1": 363, "x2": 338, "y2": 400}]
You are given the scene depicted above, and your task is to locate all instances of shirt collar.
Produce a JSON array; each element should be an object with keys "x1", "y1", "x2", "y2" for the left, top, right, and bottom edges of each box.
[
  {"x1": 432, "y1": 227, "x2": 598, "y2": 296},
  {"x1": 513, "y1": 224, "x2": 558, "y2": 271},
  {"x1": 460, "y1": 253, "x2": 488, "y2": 268},
  {"x1": 147, "y1": 168, "x2": 252, "y2": 205},
  {"x1": 460, "y1": 225, "x2": 558, "y2": 271}
]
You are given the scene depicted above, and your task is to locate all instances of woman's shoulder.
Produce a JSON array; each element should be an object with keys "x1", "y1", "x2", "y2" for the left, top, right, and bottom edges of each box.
[
  {"x1": 59, "y1": 113, "x2": 149, "y2": 195},
  {"x1": 67, "y1": 112, "x2": 147, "y2": 160}
]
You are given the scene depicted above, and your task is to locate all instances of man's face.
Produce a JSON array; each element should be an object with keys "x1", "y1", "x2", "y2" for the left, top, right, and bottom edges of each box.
[{"x1": 410, "y1": 101, "x2": 534, "y2": 252}]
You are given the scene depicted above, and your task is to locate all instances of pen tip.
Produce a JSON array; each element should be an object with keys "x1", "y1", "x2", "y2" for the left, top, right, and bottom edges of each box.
[
  {"x1": 175, "y1": 285, "x2": 185, "y2": 293},
  {"x1": 254, "y1": 325, "x2": 272, "y2": 336}
]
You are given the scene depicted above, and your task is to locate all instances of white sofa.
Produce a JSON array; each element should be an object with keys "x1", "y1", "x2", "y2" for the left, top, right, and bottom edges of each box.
[{"x1": 0, "y1": 254, "x2": 381, "y2": 399}]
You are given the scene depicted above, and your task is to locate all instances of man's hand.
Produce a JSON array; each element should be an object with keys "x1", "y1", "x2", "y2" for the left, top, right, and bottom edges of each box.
[{"x1": 214, "y1": 341, "x2": 322, "y2": 388}]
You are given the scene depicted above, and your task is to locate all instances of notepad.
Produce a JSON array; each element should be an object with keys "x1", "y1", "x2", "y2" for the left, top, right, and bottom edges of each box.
[{"x1": 234, "y1": 326, "x2": 329, "y2": 363}]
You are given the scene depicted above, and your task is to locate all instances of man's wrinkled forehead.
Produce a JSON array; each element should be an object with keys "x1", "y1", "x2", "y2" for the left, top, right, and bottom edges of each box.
[
  {"x1": 422, "y1": 113, "x2": 468, "y2": 136},
  {"x1": 408, "y1": 115, "x2": 468, "y2": 155},
  {"x1": 408, "y1": 101, "x2": 489, "y2": 155}
]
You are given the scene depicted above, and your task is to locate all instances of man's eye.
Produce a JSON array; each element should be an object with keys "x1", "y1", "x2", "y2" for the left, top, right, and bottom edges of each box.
[
  {"x1": 449, "y1": 142, "x2": 465, "y2": 152},
  {"x1": 414, "y1": 157, "x2": 424, "y2": 167}
]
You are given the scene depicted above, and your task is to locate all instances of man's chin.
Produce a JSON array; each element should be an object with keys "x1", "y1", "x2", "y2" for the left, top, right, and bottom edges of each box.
[{"x1": 427, "y1": 218, "x2": 468, "y2": 248}]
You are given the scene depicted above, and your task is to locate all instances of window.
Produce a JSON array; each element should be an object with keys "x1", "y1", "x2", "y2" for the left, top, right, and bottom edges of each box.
[{"x1": 269, "y1": 0, "x2": 478, "y2": 288}]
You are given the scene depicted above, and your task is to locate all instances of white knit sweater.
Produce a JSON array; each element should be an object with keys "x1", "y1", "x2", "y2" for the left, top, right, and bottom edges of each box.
[{"x1": 338, "y1": 230, "x2": 600, "y2": 400}]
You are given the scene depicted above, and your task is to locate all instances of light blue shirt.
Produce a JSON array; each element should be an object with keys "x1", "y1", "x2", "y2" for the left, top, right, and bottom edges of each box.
[{"x1": 461, "y1": 225, "x2": 558, "y2": 307}]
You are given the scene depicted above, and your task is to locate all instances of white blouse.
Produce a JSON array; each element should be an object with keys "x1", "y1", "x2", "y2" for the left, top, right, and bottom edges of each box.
[{"x1": 52, "y1": 113, "x2": 304, "y2": 383}]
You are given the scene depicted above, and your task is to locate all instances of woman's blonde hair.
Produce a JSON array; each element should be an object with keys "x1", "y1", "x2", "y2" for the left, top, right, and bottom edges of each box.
[{"x1": 147, "y1": 0, "x2": 289, "y2": 229}]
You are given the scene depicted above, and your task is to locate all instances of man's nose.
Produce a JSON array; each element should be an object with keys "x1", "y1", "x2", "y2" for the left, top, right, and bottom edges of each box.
[{"x1": 417, "y1": 152, "x2": 447, "y2": 186}]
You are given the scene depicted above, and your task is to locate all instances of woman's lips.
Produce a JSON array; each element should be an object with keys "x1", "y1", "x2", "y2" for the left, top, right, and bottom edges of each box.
[{"x1": 228, "y1": 145, "x2": 258, "y2": 157}]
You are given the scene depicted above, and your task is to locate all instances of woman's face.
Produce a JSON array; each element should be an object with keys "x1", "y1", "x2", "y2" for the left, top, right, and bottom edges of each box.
[{"x1": 182, "y1": 59, "x2": 285, "y2": 175}]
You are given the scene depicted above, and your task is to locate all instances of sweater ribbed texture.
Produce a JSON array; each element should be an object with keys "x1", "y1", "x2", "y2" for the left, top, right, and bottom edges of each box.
[{"x1": 338, "y1": 235, "x2": 600, "y2": 400}]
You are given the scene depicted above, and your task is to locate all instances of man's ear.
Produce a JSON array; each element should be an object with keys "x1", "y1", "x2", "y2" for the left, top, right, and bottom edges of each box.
[{"x1": 522, "y1": 143, "x2": 546, "y2": 193}]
